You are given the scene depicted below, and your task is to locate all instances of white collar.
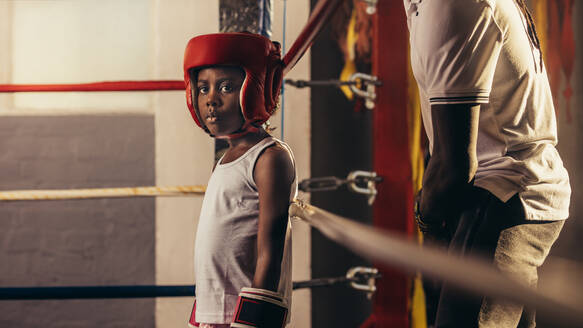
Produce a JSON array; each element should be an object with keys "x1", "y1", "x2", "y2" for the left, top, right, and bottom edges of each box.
[{"x1": 404, "y1": 0, "x2": 422, "y2": 17}]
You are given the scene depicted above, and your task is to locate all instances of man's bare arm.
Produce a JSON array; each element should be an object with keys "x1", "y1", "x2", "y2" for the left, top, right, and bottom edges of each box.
[{"x1": 420, "y1": 103, "x2": 480, "y2": 222}]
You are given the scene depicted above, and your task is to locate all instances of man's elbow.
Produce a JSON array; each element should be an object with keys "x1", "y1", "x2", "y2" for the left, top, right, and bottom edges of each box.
[
  {"x1": 428, "y1": 159, "x2": 477, "y2": 190},
  {"x1": 468, "y1": 156, "x2": 478, "y2": 182},
  {"x1": 436, "y1": 149, "x2": 478, "y2": 183},
  {"x1": 449, "y1": 159, "x2": 477, "y2": 185}
]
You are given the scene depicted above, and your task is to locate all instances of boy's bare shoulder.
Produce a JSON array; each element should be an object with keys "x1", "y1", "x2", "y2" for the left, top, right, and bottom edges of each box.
[
  {"x1": 255, "y1": 142, "x2": 294, "y2": 180},
  {"x1": 264, "y1": 142, "x2": 292, "y2": 157},
  {"x1": 263, "y1": 142, "x2": 294, "y2": 164}
]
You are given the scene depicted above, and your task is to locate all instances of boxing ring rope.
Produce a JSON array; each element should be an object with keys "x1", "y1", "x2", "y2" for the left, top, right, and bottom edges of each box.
[
  {"x1": 0, "y1": 268, "x2": 379, "y2": 300},
  {"x1": 0, "y1": 0, "x2": 341, "y2": 94},
  {"x1": 0, "y1": 169, "x2": 379, "y2": 201},
  {"x1": 289, "y1": 199, "x2": 583, "y2": 328},
  {"x1": 0, "y1": 185, "x2": 206, "y2": 201},
  {"x1": 2, "y1": 195, "x2": 582, "y2": 326},
  {"x1": 281, "y1": 0, "x2": 343, "y2": 74},
  {"x1": 0, "y1": 285, "x2": 196, "y2": 300},
  {"x1": 0, "y1": 80, "x2": 185, "y2": 93}
]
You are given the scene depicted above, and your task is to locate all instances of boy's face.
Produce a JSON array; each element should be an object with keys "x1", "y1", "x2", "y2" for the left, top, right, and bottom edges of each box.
[{"x1": 193, "y1": 66, "x2": 245, "y2": 136}]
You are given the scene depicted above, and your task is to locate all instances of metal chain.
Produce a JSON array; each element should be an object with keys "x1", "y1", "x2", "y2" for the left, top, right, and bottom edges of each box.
[
  {"x1": 285, "y1": 72, "x2": 381, "y2": 109},
  {"x1": 293, "y1": 266, "x2": 381, "y2": 296},
  {"x1": 299, "y1": 171, "x2": 382, "y2": 193},
  {"x1": 299, "y1": 170, "x2": 383, "y2": 204},
  {"x1": 284, "y1": 74, "x2": 381, "y2": 88},
  {"x1": 285, "y1": 79, "x2": 363, "y2": 88}
]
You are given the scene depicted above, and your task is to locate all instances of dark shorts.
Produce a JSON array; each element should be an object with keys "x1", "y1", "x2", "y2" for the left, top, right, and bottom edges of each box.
[{"x1": 434, "y1": 187, "x2": 564, "y2": 328}]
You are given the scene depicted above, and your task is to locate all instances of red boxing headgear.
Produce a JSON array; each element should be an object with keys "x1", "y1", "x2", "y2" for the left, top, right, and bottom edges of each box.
[{"x1": 183, "y1": 32, "x2": 283, "y2": 137}]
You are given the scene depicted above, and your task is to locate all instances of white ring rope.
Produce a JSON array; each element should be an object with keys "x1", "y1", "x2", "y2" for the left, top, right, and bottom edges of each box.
[
  {"x1": 289, "y1": 199, "x2": 583, "y2": 327},
  {"x1": 0, "y1": 185, "x2": 206, "y2": 201},
  {"x1": 3, "y1": 186, "x2": 581, "y2": 325}
]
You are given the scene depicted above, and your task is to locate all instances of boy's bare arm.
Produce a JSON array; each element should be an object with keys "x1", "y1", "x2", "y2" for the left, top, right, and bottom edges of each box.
[{"x1": 252, "y1": 145, "x2": 295, "y2": 291}]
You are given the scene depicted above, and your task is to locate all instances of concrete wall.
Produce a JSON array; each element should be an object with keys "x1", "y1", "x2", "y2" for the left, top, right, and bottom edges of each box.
[
  {"x1": 152, "y1": 1, "x2": 217, "y2": 326},
  {"x1": 273, "y1": 1, "x2": 313, "y2": 326},
  {"x1": 0, "y1": 116, "x2": 155, "y2": 327},
  {"x1": 7, "y1": 0, "x2": 154, "y2": 114},
  {"x1": 2, "y1": 0, "x2": 311, "y2": 327},
  {"x1": 2, "y1": 0, "x2": 311, "y2": 326},
  {"x1": 1, "y1": 1, "x2": 156, "y2": 327}
]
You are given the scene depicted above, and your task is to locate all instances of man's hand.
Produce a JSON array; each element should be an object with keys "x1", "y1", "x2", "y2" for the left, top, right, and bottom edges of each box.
[{"x1": 415, "y1": 189, "x2": 450, "y2": 244}]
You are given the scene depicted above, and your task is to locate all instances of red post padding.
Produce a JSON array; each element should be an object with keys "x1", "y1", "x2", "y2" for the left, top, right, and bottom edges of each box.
[{"x1": 363, "y1": 1, "x2": 413, "y2": 327}]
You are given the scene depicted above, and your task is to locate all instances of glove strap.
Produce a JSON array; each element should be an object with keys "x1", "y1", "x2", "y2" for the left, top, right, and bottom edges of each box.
[
  {"x1": 231, "y1": 287, "x2": 288, "y2": 328},
  {"x1": 188, "y1": 299, "x2": 200, "y2": 327}
]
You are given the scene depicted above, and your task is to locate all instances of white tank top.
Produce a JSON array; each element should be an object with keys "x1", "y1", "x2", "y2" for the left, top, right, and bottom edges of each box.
[{"x1": 194, "y1": 136, "x2": 296, "y2": 324}]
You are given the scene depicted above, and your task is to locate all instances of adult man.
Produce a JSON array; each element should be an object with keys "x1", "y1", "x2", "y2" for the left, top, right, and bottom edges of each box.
[{"x1": 404, "y1": 0, "x2": 571, "y2": 327}]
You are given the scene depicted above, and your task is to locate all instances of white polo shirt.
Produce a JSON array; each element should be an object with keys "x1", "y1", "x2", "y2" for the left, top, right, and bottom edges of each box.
[{"x1": 404, "y1": 0, "x2": 570, "y2": 220}]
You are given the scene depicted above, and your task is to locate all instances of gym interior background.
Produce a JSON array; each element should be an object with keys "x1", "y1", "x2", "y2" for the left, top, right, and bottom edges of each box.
[{"x1": 0, "y1": 1, "x2": 581, "y2": 327}]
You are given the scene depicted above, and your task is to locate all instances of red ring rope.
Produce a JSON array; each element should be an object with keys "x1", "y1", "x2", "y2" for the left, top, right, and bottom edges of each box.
[
  {"x1": 0, "y1": 81, "x2": 185, "y2": 93},
  {"x1": 282, "y1": 0, "x2": 343, "y2": 75},
  {"x1": 0, "y1": 0, "x2": 342, "y2": 93}
]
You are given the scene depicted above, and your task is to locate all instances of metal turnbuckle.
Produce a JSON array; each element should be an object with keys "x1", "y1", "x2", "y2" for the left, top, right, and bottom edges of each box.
[
  {"x1": 298, "y1": 176, "x2": 346, "y2": 192},
  {"x1": 346, "y1": 266, "x2": 380, "y2": 299},
  {"x1": 298, "y1": 170, "x2": 382, "y2": 205},
  {"x1": 348, "y1": 73, "x2": 378, "y2": 110},
  {"x1": 284, "y1": 73, "x2": 381, "y2": 109},
  {"x1": 360, "y1": 0, "x2": 378, "y2": 15},
  {"x1": 347, "y1": 170, "x2": 380, "y2": 205}
]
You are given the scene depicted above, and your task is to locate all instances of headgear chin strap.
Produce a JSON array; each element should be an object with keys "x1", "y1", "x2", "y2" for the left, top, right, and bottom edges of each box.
[{"x1": 183, "y1": 32, "x2": 283, "y2": 139}]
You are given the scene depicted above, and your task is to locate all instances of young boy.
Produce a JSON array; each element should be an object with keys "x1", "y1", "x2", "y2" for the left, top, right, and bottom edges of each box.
[{"x1": 183, "y1": 33, "x2": 296, "y2": 328}]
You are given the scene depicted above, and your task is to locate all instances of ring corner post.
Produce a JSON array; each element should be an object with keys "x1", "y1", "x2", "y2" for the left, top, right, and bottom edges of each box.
[{"x1": 368, "y1": 1, "x2": 414, "y2": 327}]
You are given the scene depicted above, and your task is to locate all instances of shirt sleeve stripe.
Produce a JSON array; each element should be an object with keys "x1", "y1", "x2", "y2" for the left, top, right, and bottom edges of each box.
[{"x1": 429, "y1": 95, "x2": 489, "y2": 104}]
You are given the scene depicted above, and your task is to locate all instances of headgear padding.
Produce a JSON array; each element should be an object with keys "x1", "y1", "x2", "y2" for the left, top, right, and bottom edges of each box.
[{"x1": 183, "y1": 32, "x2": 283, "y2": 136}]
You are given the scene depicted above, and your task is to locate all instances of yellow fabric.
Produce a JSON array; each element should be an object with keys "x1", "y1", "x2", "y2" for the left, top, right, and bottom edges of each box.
[
  {"x1": 407, "y1": 43, "x2": 427, "y2": 328},
  {"x1": 408, "y1": 65, "x2": 424, "y2": 196},
  {"x1": 411, "y1": 273, "x2": 427, "y2": 328},
  {"x1": 339, "y1": 9, "x2": 358, "y2": 100},
  {"x1": 532, "y1": 0, "x2": 548, "y2": 61}
]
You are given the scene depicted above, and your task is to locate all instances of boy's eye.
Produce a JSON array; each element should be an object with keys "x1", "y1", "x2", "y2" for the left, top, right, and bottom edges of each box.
[
  {"x1": 197, "y1": 85, "x2": 208, "y2": 94},
  {"x1": 220, "y1": 83, "x2": 233, "y2": 93}
]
